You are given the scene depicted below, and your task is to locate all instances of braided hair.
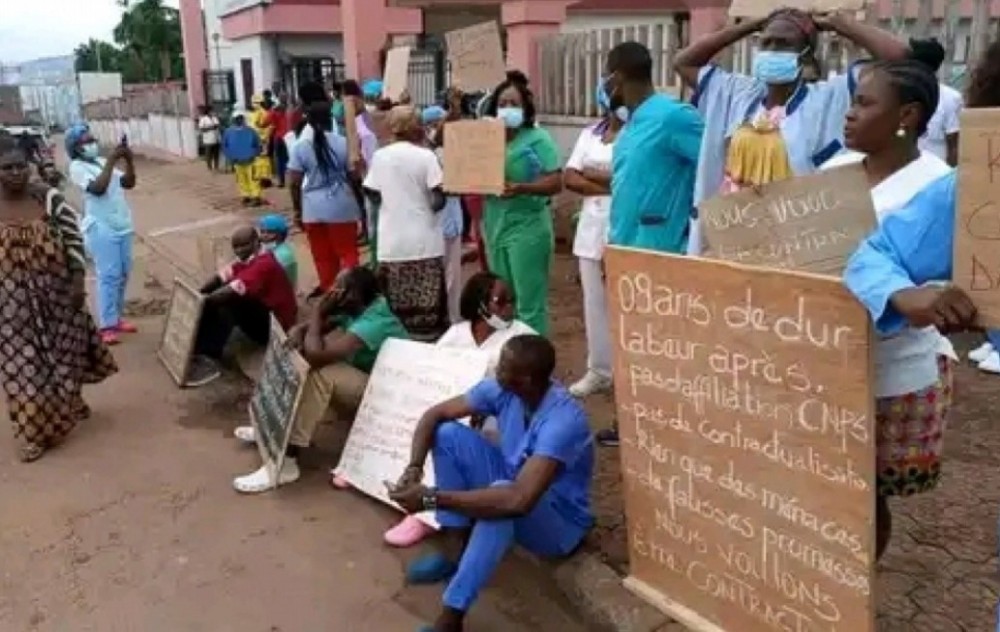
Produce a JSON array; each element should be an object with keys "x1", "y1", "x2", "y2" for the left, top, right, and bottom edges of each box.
[
  {"x1": 866, "y1": 59, "x2": 940, "y2": 137},
  {"x1": 306, "y1": 101, "x2": 346, "y2": 187}
]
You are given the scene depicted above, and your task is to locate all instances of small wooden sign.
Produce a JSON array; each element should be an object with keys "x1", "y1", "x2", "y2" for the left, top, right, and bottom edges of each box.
[
  {"x1": 333, "y1": 339, "x2": 490, "y2": 526},
  {"x1": 197, "y1": 234, "x2": 230, "y2": 277},
  {"x1": 605, "y1": 246, "x2": 875, "y2": 632},
  {"x1": 954, "y1": 108, "x2": 1000, "y2": 327},
  {"x1": 442, "y1": 119, "x2": 506, "y2": 195},
  {"x1": 382, "y1": 46, "x2": 412, "y2": 103},
  {"x1": 729, "y1": 0, "x2": 864, "y2": 18},
  {"x1": 248, "y1": 317, "x2": 310, "y2": 487},
  {"x1": 157, "y1": 278, "x2": 205, "y2": 386},
  {"x1": 698, "y1": 164, "x2": 877, "y2": 276},
  {"x1": 445, "y1": 21, "x2": 507, "y2": 93}
]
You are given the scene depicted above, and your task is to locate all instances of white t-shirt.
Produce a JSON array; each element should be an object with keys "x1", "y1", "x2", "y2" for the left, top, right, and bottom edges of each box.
[
  {"x1": 918, "y1": 84, "x2": 962, "y2": 162},
  {"x1": 436, "y1": 319, "x2": 537, "y2": 375},
  {"x1": 363, "y1": 141, "x2": 445, "y2": 262},
  {"x1": 198, "y1": 115, "x2": 220, "y2": 145},
  {"x1": 565, "y1": 125, "x2": 614, "y2": 260}
]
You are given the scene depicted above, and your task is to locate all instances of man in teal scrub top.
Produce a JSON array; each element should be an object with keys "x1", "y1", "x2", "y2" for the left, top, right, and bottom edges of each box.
[{"x1": 606, "y1": 41, "x2": 705, "y2": 254}]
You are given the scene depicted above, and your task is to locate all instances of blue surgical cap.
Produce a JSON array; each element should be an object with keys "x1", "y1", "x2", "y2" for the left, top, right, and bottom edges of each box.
[
  {"x1": 258, "y1": 213, "x2": 289, "y2": 234},
  {"x1": 421, "y1": 105, "x2": 447, "y2": 125},
  {"x1": 362, "y1": 79, "x2": 383, "y2": 99},
  {"x1": 64, "y1": 123, "x2": 90, "y2": 156}
]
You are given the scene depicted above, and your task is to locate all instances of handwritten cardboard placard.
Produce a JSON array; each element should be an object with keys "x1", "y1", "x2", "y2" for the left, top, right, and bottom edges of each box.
[
  {"x1": 442, "y1": 119, "x2": 506, "y2": 195},
  {"x1": 729, "y1": 0, "x2": 865, "y2": 18},
  {"x1": 248, "y1": 317, "x2": 309, "y2": 487},
  {"x1": 333, "y1": 339, "x2": 490, "y2": 526},
  {"x1": 157, "y1": 278, "x2": 205, "y2": 386},
  {"x1": 605, "y1": 246, "x2": 875, "y2": 632},
  {"x1": 954, "y1": 108, "x2": 1000, "y2": 328},
  {"x1": 445, "y1": 21, "x2": 506, "y2": 93},
  {"x1": 699, "y1": 164, "x2": 877, "y2": 276},
  {"x1": 382, "y1": 46, "x2": 412, "y2": 103},
  {"x1": 197, "y1": 234, "x2": 230, "y2": 277}
]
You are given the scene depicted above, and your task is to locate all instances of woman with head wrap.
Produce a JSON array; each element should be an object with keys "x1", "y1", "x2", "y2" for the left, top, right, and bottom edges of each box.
[
  {"x1": 821, "y1": 60, "x2": 954, "y2": 560},
  {"x1": 0, "y1": 135, "x2": 118, "y2": 462},
  {"x1": 674, "y1": 9, "x2": 911, "y2": 254},
  {"x1": 257, "y1": 213, "x2": 298, "y2": 287},
  {"x1": 841, "y1": 40, "x2": 1000, "y2": 557},
  {"x1": 65, "y1": 123, "x2": 139, "y2": 345},
  {"x1": 362, "y1": 106, "x2": 449, "y2": 340},
  {"x1": 248, "y1": 93, "x2": 274, "y2": 188}
]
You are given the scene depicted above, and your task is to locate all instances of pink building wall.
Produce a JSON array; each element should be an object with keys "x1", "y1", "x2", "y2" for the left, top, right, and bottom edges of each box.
[{"x1": 178, "y1": 0, "x2": 208, "y2": 115}]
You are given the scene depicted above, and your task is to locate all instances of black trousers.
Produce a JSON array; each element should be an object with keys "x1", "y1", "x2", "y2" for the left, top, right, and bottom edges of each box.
[
  {"x1": 204, "y1": 143, "x2": 221, "y2": 171},
  {"x1": 194, "y1": 294, "x2": 271, "y2": 360}
]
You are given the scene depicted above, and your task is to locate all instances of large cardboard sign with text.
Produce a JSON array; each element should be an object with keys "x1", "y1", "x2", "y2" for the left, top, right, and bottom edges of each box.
[
  {"x1": 157, "y1": 278, "x2": 205, "y2": 386},
  {"x1": 729, "y1": 0, "x2": 864, "y2": 18},
  {"x1": 334, "y1": 339, "x2": 490, "y2": 526},
  {"x1": 605, "y1": 247, "x2": 875, "y2": 632},
  {"x1": 442, "y1": 119, "x2": 506, "y2": 195},
  {"x1": 445, "y1": 21, "x2": 507, "y2": 92},
  {"x1": 698, "y1": 164, "x2": 877, "y2": 276},
  {"x1": 954, "y1": 108, "x2": 1000, "y2": 328},
  {"x1": 382, "y1": 46, "x2": 412, "y2": 103},
  {"x1": 249, "y1": 317, "x2": 309, "y2": 487}
]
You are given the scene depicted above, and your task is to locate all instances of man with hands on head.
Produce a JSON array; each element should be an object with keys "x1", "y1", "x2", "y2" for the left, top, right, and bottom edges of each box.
[{"x1": 388, "y1": 334, "x2": 594, "y2": 632}]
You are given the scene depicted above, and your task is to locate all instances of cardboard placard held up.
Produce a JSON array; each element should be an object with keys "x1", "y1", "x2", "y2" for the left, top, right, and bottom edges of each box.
[
  {"x1": 698, "y1": 164, "x2": 877, "y2": 276},
  {"x1": 954, "y1": 108, "x2": 1000, "y2": 328},
  {"x1": 445, "y1": 21, "x2": 506, "y2": 93},
  {"x1": 729, "y1": 0, "x2": 865, "y2": 18},
  {"x1": 333, "y1": 339, "x2": 490, "y2": 527},
  {"x1": 605, "y1": 246, "x2": 875, "y2": 632},
  {"x1": 382, "y1": 46, "x2": 411, "y2": 103},
  {"x1": 248, "y1": 317, "x2": 310, "y2": 488},
  {"x1": 157, "y1": 278, "x2": 205, "y2": 386},
  {"x1": 442, "y1": 119, "x2": 506, "y2": 195},
  {"x1": 344, "y1": 96, "x2": 360, "y2": 167}
]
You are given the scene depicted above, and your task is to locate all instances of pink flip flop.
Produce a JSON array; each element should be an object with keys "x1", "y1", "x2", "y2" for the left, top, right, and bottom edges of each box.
[
  {"x1": 328, "y1": 470, "x2": 352, "y2": 490},
  {"x1": 385, "y1": 515, "x2": 436, "y2": 548}
]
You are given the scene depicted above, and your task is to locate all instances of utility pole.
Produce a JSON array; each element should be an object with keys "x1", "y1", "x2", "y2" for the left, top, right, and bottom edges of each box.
[{"x1": 96, "y1": 44, "x2": 104, "y2": 73}]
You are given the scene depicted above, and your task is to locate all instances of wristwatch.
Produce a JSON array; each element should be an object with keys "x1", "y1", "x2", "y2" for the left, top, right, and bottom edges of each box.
[{"x1": 421, "y1": 487, "x2": 438, "y2": 511}]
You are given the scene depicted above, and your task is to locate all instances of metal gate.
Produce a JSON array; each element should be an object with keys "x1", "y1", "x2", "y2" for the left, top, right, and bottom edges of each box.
[
  {"x1": 282, "y1": 58, "x2": 346, "y2": 100},
  {"x1": 406, "y1": 35, "x2": 447, "y2": 107},
  {"x1": 203, "y1": 69, "x2": 236, "y2": 113}
]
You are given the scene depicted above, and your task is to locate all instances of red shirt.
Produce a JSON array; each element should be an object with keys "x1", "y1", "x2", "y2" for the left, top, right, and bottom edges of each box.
[
  {"x1": 286, "y1": 108, "x2": 304, "y2": 136},
  {"x1": 270, "y1": 108, "x2": 290, "y2": 140},
  {"x1": 221, "y1": 251, "x2": 297, "y2": 330}
]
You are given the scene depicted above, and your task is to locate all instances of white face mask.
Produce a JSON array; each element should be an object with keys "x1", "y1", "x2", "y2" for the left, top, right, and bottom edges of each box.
[
  {"x1": 483, "y1": 309, "x2": 512, "y2": 331},
  {"x1": 81, "y1": 142, "x2": 100, "y2": 159}
]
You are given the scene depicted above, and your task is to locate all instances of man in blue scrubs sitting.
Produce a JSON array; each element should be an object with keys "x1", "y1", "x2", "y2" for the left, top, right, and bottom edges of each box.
[{"x1": 388, "y1": 334, "x2": 594, "y2": 632}]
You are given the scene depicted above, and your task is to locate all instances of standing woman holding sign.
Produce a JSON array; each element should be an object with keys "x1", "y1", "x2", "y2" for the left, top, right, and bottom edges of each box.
[
  {"x1": 825, "y1": 60, "x2": 956, "y2": 560},
  {"x1": 482, "y1": 73, "x2": 563, "y2": 335},
  {"x1": 674, "y1": 9, "x2": 911, "y2": 253},
  {"x1": 562, "y1": 81, "x2": 622, "y2": 398}
]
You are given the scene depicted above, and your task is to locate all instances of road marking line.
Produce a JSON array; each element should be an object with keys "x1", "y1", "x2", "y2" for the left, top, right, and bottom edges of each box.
[{"x1": 148, "y1": 215, "x2": 237, "y2": 237}]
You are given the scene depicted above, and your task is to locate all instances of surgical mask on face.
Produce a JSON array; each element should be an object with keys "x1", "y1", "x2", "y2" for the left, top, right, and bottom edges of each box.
[
  {"x1": 497, "y1": 106, "x2": 524, "y2": 129},
  {"x1": 485, "y1": 313, "x2": 512, "y2": 330},
  {"x1": 752, "y1": 50, "x2": 801, "y2": 85},
  {"x1": 596, "y1": 80, "x2": 611, "y2": 113},
  {"x1": 365, "y1": 104, "x2": 376, "y2": 113},
  {"x1": 614, "y1": 106, "x2": 630, "y2": 123},
  {"x1": 81, "y1": 142, "x2": 100, "y2": 160}
]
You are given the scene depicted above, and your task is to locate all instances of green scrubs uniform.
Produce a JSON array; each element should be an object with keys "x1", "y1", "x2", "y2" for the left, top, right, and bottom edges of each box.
[{"x1": 483, "y1": 126, "x2": 560, "y2": 335}]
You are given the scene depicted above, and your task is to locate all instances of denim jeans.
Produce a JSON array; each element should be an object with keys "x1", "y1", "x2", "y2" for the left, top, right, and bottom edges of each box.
[
  {"x1": 988, "y1": 330, "x2": 1000, "y2": 350},
  {"x1": 84, "y1": 222, "x2": 133, "y2": 329}
]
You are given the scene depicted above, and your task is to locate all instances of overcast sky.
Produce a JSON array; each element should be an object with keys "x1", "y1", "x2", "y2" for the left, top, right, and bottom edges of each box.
[{"x1": 0, "y1": 0, "x2": 180, "y2": 64}]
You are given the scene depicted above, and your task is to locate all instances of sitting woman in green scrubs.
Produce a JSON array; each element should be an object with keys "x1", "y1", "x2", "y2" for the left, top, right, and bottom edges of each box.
[{"x1": 482, "y1": 74, "x2": 563, "y2": 335}]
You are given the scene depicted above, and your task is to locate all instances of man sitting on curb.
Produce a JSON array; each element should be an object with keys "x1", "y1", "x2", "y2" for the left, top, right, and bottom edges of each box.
[
  {"x1": 388, "y1": 334, "x2": 594, "y2": 632},
  {"x1": 232, "y1": 266, "x2": 409, "y2": 493},
  {"x1": 189, "y1": 225, "x2": 297, "y2": 386}
]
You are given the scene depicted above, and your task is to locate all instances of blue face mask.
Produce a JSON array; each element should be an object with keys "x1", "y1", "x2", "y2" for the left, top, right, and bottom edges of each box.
[
  {"x1": 596, "y1": 80, "x2": 611, "y2": 113},
  {"x1": 752, "y1": 50, "x2": 801, "y2": 85},
  {"x1": 81, "y1": 142, "x2": 100, "y2": 160},
  {"x1": 615, "y1": 106, "x2": 630, "y2": 123},
  {"x1": 497, "y1": 107, "x2": 524, "y2": 129}
]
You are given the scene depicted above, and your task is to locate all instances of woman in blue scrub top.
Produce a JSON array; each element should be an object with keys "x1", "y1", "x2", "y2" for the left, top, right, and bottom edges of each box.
[{"x1": 674, "y1": 9, "x2": 910, "y2": 253}]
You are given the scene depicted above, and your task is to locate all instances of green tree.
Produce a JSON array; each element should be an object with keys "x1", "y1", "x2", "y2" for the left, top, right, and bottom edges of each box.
[
  {"x1": 113, "y1": 0, "x2": 183, "y2": 82},
  {"x1": 73, "y1": 39, "x2": 123, "y2": 74}
]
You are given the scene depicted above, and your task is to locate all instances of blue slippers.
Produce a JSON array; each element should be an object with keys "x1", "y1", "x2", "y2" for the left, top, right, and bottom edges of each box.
[{"x1": 405, "y1": 552, "x2": 457, "y2": 585}]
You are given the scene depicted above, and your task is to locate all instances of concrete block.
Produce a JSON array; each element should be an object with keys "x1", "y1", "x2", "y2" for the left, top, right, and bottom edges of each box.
[{"x1": 550, "y1": 552, "x2": 670, "y2": 632}]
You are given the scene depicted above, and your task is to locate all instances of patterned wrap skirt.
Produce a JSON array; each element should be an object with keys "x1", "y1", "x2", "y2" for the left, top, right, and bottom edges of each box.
[
  {"x1": 0, "y1": 220, "x2": 117, "y2": 448},
  {"x1": 875, "y1": 356, "x2": 953, "y2": 497},
  {"x1": 378, "y1": 256, "x2": 448, "y2": 342}
]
